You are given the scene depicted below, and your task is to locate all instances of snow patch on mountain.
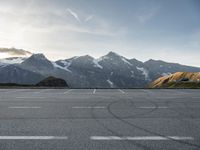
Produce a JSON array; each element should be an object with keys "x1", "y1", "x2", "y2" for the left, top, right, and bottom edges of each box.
[
  {"x1": 52, "y1": 62, "x2": 72, "y2": 73},
  {"x1": 60, "y1": 60, "x2": 72, "y2": 68},
  {"x1": 97, "y1": 56, "x2": 109, "y2": 62},
  {"x1": 121, "y1": 57, "x2": 133, "y2": 66},
  {"x1": 93, "y1": 59, "x2": 103, "y2": 69},
  {"x1": 107, "y1": 79, "x2": 114, "y2": 87},
  {"x1": 131, "y1": 71, "x2": 134, "y2": 77},
  {"x1": 0, "y1": 57, "x2": 26, "y2": 64},
  {"x1": 136, "y1": 67, "x2": 149, "y2": 80}
]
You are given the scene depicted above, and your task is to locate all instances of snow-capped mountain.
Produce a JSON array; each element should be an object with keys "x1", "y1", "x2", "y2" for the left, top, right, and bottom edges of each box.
[
  {"x1": 1, "y1": 51, "x2": 200, "y2": 88},
  {"x1": 0, "y1": 57, "x2": 26, "y2": 64},
  {"x1": 20, "y1": 54, "x2": 55, "y2": 75},
  {"x1": 0, "y1": 57, "x2": 27, "y2": 68}
]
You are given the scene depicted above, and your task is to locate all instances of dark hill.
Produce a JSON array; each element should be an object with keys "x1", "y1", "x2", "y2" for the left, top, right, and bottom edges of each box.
[{"x1": 36, "y1": 76, "x2": 68, "y2": 87}]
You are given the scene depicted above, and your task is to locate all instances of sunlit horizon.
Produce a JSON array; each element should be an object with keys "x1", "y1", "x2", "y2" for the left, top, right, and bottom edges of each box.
[{"x1": 0, "y1": 0, "x2": 200, "y2": 67}]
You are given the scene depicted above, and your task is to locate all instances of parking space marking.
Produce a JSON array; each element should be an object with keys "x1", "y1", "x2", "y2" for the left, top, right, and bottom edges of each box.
[
  {"x1": 139, "y1": 106, "x2": 168, "y2": 109},
  {"x1": 93, "y1": 89, "x2": 96, "y2": 94},
  {"x1": 16, "y1": 97, "x2": 45, "y2": 99},
  {"x1": 4, "y1": 89, "x2": 31, "y2": 93},
  {"x1": 90, "y1": 136, "x2": 194, "y2": 141},
  {"x1": 192, "y1": 97, "x2": 200, "y2": 99},
  {"x1": 64, "y1": 89, "x2": 73, "y2": 94},
  {"x1": 118, "y1": 89, "x2": 125, "y2": 94},
  {"x1": 8, "y1": 106, "x2": 41, "y2": 109},
  {"x1": 0, "y1": 136, "x2": 68, "y2": 140},
  {"x1": 72, "y1": 106, "x2": 106, "y2": 109}
]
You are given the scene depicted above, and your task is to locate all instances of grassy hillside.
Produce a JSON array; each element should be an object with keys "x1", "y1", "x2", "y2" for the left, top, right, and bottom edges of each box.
[{"x1": 149, "y1": 72, "x2": 200, "y2": 88}]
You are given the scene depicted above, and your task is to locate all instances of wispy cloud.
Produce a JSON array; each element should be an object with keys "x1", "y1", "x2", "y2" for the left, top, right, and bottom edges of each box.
[
  {"x1": 85, "y1": 15, "x2": 94, "y2": 22},
  {"x1": 0, "y1": 48, "x2": 32, "y2": 56},
  {"x1": 66, "y1": 8, "x2": 81, "y2": 22},
  {"x1": 67, "y1": 8, "x2": 94, "y2": 23},
  {"x1": 137, "y1": 12, "x2": 156, "y2": 23},
  {"x1": 136, "y1": 6, "x2": 160, "y2": 24}
]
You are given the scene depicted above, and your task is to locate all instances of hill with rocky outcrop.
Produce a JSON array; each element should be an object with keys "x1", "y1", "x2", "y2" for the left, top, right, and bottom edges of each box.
[{"x1": 149, "y1": 72, "x2": 200, "y2": 88}]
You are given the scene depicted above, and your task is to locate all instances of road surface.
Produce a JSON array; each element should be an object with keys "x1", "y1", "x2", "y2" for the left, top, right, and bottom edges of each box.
[{"x1": 0, "y1": 89, "x2": 199, "y2": 150}]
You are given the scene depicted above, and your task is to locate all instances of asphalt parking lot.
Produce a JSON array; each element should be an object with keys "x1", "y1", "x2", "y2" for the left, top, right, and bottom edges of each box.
[{"x1": 0, "y1": 89, "x2": 199, "y2": 150}]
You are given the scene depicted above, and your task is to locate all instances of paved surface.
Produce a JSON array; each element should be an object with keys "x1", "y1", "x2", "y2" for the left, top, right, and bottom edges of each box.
[{"x1": 0, "y1": 89, "x2": 199, "y2": 150}]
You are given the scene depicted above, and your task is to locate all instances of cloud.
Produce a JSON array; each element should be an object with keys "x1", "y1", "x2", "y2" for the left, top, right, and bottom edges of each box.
[
  {"x1": 136, "y1": 6, "x2": 160, "y2": 24},
  {"x1": 67, "y1": 8, "x2": 94, "y2": 23},
  {"x1": 137, "y1": 12, "x2": 156, "y2": 23},
  {"x1": 0, "y1": 47, "x2": 32, "y2": 56},
  {"x1": 85, "y1": 15, "x2": 94, "y2": 22},
  {"x1": 66, "y1": 8, "x2": 81, "y2": 22}
]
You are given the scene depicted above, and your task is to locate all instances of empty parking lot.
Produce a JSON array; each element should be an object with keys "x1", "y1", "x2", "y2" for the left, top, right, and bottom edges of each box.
[{"x1": 0, "y1": 89, "x2": 199, "y2": 150}]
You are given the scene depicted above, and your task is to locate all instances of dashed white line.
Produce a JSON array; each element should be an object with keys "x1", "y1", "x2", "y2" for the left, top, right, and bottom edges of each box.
[
  {"x1": 33, "y1": 91, "x2": 43, "y2": 94},
  {"x1": 64, "y1": 89, "x2": 73, "y2": 94},
  {"x1": 93, "y1": 89, "x2": 96, "y2": 94},
  {"x1": 5, "y1": 89, "x2": 30, "y2": 93},
  {"x1": 36, "y1": 89, "x2": 51, "y2": 93},
  {"x1": 72, "y1": 106, "x2": 105, "y2": 109},
  {"x1": 0, "y1": 136, "x2": 68, "y2": 140},
  {"x1": 8, "y1": 106, "x2": 41, "y2": 109},
  {"x1": 90, "y1": 136, "x2": 194, "y2": 141},
  {"x1": 118, "y1": 89, "x2": 125, "y2": 94},
  {"x1": 156, "y1": 97, "x2": 180, "y2": 99},
  {"x1": 139, "y1": 106, "x2": 168, "y2": 109},
  {"x1": 192, "y1": 97, "x2": 200, "y2": 99},
  {"x1": 16, "y1": 97, "x2": 45, "y2": 99}
]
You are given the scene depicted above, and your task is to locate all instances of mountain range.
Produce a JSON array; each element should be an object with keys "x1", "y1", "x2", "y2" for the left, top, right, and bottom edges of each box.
[{"x1": 0, "y1": 50, "x2": 200, "y2": 88}]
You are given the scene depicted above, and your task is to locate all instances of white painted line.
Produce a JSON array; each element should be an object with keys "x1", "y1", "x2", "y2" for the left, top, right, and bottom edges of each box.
[
  {"x1": 16, "y1": 97, "x2": 45, "y2": 99},
  {"x1": 72, "y1": 106, "x2": 105, "y2": 109},
  {"x1": 33, "y1": 90, "x2": 46, "y2": 94},
  {"x1": 90, "y1": 136, "x2": 194, "y2": 141},
  {"x1": 139, "y1": 106, "x2": 168, "y2": 109},
  {"x1": 118, "y1": 89, "x2": 125, "y2": 94},
  {"x1": 156, "y1": 97, "x2": 180, "y2": 99},
  {"x1": 8, "y1": 106, "x2": 41, "y2": 109},
  {"x1": 93, "y1": 89, "x2": 96, "y2": 94},
  {"x1": 5, "y1": 89, "x2": 29, "y2": 93},
  {"x1": 192, "y1": 97, "x2": 200, "y2": 99},
  {"x1": 64, "y1": 89, "x2": 73, "y2": 94},
  {"x1": 158, "y1": 107, "x2": 168, "y2": 109},
  {"x1": 33, "y1": 89, "x2": 51, "y2": 94},
  {"x1": 36, "y1": 89, "x2": 51, "y2": 93},
  {"x1": 0, "y1": 136, "x2": 68, "y2": 140}
]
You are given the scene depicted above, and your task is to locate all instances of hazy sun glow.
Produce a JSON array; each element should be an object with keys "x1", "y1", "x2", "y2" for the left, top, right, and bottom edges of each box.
[
  {"x1": 0, "y1": 0, "x2": 199, "y2": 67},
  {"x1": 0, "y1": 53, "x2": 11, "y2": 59}
]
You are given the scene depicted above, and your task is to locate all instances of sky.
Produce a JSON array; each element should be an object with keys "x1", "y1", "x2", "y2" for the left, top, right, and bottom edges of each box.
[{"x1": 0, "y1": 0, "x2": 200, "y2": 67}]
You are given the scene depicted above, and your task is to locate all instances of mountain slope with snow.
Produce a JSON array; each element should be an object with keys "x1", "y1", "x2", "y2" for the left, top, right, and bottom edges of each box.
[
  {"x1": 0, "y1": 57, "x2": 26, "y2": 64},
  {"x1": 1, "y1": 51, "x2": 200, "y2": 88}
]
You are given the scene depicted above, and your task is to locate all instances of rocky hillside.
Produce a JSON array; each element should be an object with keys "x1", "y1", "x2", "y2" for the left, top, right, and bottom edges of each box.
[{"x1": 149, "y1": 72, "x2": 200, "y2": 88}]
